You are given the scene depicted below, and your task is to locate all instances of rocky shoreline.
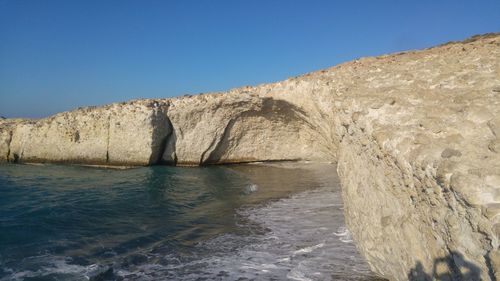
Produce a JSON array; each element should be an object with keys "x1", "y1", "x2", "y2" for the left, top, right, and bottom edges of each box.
[{"x1": 1, "y1": 33, "x2": 499, "y2": 280}]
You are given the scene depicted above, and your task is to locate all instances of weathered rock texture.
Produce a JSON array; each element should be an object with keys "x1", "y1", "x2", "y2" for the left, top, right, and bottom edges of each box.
[
  {"x1": 1, "y1": 100, "x2": 170, "y2": 166},
  {"x1": 1, "y1": 33, "x2": 499, "y2": 280}
]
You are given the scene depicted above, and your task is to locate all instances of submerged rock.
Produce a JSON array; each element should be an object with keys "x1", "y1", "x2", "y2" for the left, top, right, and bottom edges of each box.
[{"x1": 1, "y1": 33, "x2": 499, "y2": 280}]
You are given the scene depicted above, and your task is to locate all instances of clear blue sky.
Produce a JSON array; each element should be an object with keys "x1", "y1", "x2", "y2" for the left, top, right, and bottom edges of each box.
[{"x1": 1, "y1": 0, "x2": 499, "y2": 118}]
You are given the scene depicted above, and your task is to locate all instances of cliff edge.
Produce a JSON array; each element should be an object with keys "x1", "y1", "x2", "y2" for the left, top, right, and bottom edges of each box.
[{"x1": 1, "y1": 33, "x2": 499, "y2": 280}]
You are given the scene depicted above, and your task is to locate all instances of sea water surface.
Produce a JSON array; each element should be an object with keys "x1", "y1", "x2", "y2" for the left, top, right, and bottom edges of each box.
[{"x1": 0, "y1": 163, "x2": 381, "y2": 281}]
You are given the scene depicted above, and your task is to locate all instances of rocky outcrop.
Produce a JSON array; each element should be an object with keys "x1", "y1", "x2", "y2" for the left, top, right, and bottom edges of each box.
[
  {"x1": 1, "y1": 33, "x2": 499, "y2": 280},
  {"x1": 1, "y1": 100, "x2": 170, "y2": 165},
  {"x1": 164, "y1": 94, "x2": 329, "y2": 165}
]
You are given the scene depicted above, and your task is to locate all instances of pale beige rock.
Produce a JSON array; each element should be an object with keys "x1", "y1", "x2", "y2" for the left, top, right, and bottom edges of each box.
[
  {"x1": 164, "y1": 94, "x2": 327, "y2": 165},
  {"x1": 5, "y1": 100, "x2": 169, "y2": 165},
  {"x1": 1, "y1": 33, "x2": 499, "y2": 280},
  {"x1": 107, "y1": 100, "x2": 170, "y2": 165},
  {"x1": 0, "y1": 126, "x2": 12, "y2": 161}
]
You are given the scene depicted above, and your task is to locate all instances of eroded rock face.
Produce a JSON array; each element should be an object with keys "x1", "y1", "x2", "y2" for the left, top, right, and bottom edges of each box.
[
  {"x1": 164, "y1": 94, "x2": 327, "y2": 165},
  {"x1": 3, "y1": 100, "x2": 170, "y2": 166},
  {"x1": 0, "y1": 33, "x2": 499, "y2": 280},
  {"x1": 328, "y1": 36, "x2": 500, "y2": 281}
]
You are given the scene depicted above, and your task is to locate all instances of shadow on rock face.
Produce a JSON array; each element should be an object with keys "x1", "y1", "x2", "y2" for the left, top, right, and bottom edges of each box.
[{"x1": 408, "y1": 251, "x2": 483, "y2": 281}]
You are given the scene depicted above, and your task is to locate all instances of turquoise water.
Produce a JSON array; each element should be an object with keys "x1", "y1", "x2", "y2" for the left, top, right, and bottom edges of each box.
[{"x1": 0, "y1": 163, "x2": 380, "y2": 280}]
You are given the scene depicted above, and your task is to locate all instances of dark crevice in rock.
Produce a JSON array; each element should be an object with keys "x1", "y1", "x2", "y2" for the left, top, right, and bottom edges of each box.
[
  {"x1": 160, "y1": 122, "x2": 177, "y2": 165},
  {"x1": 443, "y1": 247, "x2": 465, "y2": 280},
  {"x1": 106, "y1": 115, "x2": 111, "y2": 163},
  {"x1": 73, "y1": 130, "x2": 80, "y2": 143},
  {"x1": 6, "y1": 129, "x2": 13, "y2": 162},
  {"x1": 12, "y1": 153, "x2": 19, "y2": 163},
  {"x1": 153, "y1": 136, "x2": 169, "y2": 165},
  {"x1": 484, "y1": 250, "x2": 496, "y2": 281},
  {"x1": 204, "y1": 117, "x2": 238, "y2": 164},
  {"x1": 151, "y1": 108, "x2": 173, "y2": 165},
  {"x1": 199, "y1": 132, "x2": 220, "y2": 165}
]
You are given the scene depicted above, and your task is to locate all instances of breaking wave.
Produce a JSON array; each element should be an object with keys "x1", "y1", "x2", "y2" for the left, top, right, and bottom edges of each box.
[{"x1": 0, "y1": 163, "x2": 380, "y2": 280}]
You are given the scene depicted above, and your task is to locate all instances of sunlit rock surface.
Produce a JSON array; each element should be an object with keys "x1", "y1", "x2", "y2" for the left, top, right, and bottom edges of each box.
[
  {"x1": 1, "y1": 100, "x2": 169, "y2": 166},
  {"x1": 1, "y1": 33, "x2": 499, "y2": 280}
]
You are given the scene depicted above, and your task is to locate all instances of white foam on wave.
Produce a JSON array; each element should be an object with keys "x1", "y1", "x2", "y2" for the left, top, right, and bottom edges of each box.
[
  {"x1": 117, "y1": 184, "x2": 376, "y2": 280},
  {"x1": 333, "y1": 226, "x2": 349, "y2": 236},
  {"x1": 293, "y1": 243, "x2": 325, "y2": 256},
  {"x1": 2, "y1": 174, "x2": 373, "y2": 281},
  {"x1": 334, "y1": 226, "x2": 354, "y2": 243},
  {"x1": 0, "y1": 255, "x2": 91, "y2": 281}
]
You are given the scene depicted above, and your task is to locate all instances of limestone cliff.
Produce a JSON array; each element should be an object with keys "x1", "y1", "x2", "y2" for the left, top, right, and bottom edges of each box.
[
  {"x1": 1, "y1": 33, "x2": 499, "y2": 280},
  {"x1": 1, "y1": 100, "x2": 170, "y2": 166}
]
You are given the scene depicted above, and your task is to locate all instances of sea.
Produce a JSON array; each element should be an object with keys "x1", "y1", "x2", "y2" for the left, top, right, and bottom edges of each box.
[{"x1": 0, "y1": 162, "x2": 383, "y2": 281}]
